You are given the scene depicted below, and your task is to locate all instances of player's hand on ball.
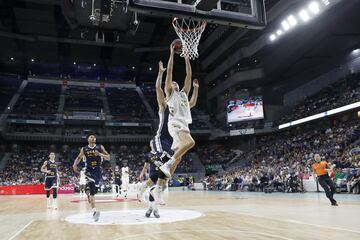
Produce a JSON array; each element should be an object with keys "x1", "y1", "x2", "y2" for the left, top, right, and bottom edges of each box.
[
  {"x1": 158, "y1": 61, "x2": 166, "y2": 72},
  {"x1": 193, "y1": 79, "x2": 199, "y2": 88}
]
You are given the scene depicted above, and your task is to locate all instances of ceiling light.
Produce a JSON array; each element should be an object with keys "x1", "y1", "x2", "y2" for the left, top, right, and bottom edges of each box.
[
  {"x1": 93, "y1": 63, "x2": 96, "y2": 67},
  {"x1": 31, "y1": 58, "x2": 35, "y2": 62},
  {"x1": 149, "y1": 67, "x2": 152, "y2": 71},
  {"x1": 281, "y1": 20, "x2": 290, "y2": 31},
  {"x1": 10, "y1": 57, "x2": 14, "y2": 61},
  {"x1": 132, "y1": 66, "x2": 136, "y2": 70},
  {"x1": 352, "y1": 49, "x2": 360, "y2": 54},
  {"x1": 321, "y1": 0, "x2": 330, "y2": 6},
  {"x1": 276, "y1": 29, "x2": 283, "y2": 36},
  {"x1": 269, "y1": 34, "x2": 277, "y2": 41},
  {"x1": 299, "y1": 9, "x2": 310, "y2": 22},
  {"x1": 309, "y1": 2, "x2": 320, "y2": 14},
  {"x1": 287, "y1": 15, "x2": 297, "y2": 27},
  {"x1": 73, "y1": 62, "x2": 76, "y2": 65}
]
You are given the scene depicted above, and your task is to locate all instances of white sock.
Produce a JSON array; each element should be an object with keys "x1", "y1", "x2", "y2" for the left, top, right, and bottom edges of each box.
[
  {"x1": 138, "y1": 182, "x2": 148, "y2": 197},
  {"x1": 167, "y1": 157, "x2": 175, "y2": 166}
]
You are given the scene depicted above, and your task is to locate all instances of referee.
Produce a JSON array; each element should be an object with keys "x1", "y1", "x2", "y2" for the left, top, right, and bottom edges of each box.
[{"x1": 312, "y1": 154, "x2": 338, "y2": 206}]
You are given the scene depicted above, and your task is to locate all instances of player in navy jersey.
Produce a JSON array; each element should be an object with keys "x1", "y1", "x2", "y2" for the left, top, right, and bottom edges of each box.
[
  {"x1": 73, "y1": 133, "x2": 110, "y2": 222},
  {"x1": 113, "y1": 170, "x2": 122, "y2": 197},
  {"x1": 41, "y1": 152, "x2": 59, "y2": 210}
]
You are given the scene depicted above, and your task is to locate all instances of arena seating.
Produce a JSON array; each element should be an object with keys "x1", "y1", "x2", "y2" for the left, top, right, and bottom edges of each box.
[
  {"x1": 197, "y1": 143, "x2": 238, "y2": 165},
  {"x1": 0, "y1": 143, "x2": 195, "y2": 188},
  {"x1": 64, "y1": 86, "x2": 103, "y2": 112},
  {"x1": 202, "y1": 119, "x2": 360, "y2": 193},
  {"x1": 107, "y1": 88, "x2": 150, "y2": 121},
  {"x1": 280, "y1": 73, "x2": 360, "y2": 124},
  {"x1": 12, "y1": 83, "x2": 61, "y2": 118},
  {"x1": 0, "y1": 75, "x2": 21, "y2": 112}
]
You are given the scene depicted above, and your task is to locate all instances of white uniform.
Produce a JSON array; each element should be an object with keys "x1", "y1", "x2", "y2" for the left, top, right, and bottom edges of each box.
[
  {"x1": 80, "y1": 170, "x2": 86, "y2": 185},
  {"x1": 166, "y1": 90, "x2": 192, "y2": 150},
  {"x1": 121, "y1": 167, "x2": 129, "y2": 191}
]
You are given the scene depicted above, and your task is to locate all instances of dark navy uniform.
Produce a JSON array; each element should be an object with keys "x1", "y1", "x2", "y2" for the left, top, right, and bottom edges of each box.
[
  {"x1": 83, "y1": 144, "x2": 103, "y2": 195},
  {"x1": 145, "y1": 152, "x2": 168, "y2": 183},
  {"x1": 148, "y1": 107, "x2": 173, "y2": 183},
  {"x1": 44, "y1": 160, "x2": 59, "y2": 190},
  {"x1": 150, "y1": 108, "x2": 173, "y2": 161},
  {"x1": 114, "y1": 170, "x2": 122, "y2": 186}
]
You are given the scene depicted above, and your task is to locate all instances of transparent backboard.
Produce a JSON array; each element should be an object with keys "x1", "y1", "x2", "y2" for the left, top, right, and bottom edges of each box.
[{"x1": 127, "y1": 0, "x2": 266, "y2": 29}]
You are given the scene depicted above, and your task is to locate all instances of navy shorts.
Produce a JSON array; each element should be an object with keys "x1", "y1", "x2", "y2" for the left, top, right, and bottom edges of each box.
[
  {"x1": 150, "y1": 136, "x2": 173, "y2": 157},
  {"x1": 44, "y1": 176, "x2": 59, "y2": 190},
  {"x1": 85, "y1": 169, "x2": 101, "y2": 186}
]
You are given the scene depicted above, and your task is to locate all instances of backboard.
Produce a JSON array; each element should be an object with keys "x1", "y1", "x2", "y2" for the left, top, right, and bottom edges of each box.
[{"x1": 127, "y1": 0, "x2": 267, "y2": 29}]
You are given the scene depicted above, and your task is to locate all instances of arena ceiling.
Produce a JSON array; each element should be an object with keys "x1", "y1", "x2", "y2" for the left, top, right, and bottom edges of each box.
[{"x1": 0, "y1": 0, "x2": 359, "y2": 90}]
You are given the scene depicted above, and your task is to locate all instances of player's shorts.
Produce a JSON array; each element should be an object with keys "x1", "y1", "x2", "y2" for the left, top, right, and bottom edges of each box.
[
  {"x1": 121, "y1": 177, "x2": 129, "y2": 184},
  {"x1": 80, "y1": 179, "x2": 86, "y2": 185},
  {"x1": 149, "y1": 170, "x2": 167, "y2": 183},
  {"x1": 168, "y1": 119, "x2": 190, "y2": 150},
  {"x1": 44, "y1": 175, "x2": 59, "y2": 190},
  {"x1": 115, "y1": 179, "x2": 122, "y2": 186},
  {"x1": 150, "y1": 136, "x2": 173, "y2": 157},
  {"x1": 85, "y1": 169, "x2": 101, "y2": 186}
]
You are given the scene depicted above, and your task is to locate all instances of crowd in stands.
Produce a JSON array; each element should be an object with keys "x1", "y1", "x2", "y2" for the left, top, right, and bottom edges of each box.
[
  {"x1": 197, "y1": 143, "x2": 238, "y2": 165},
  {"x1": 203, "y1": 119, "x2": 360, "y2": 194},
  {"x1": 0, "y1": 143, "x2": 195, "y2": 190},
  {"x1": 280, "y1": 73, "x2": 360, "y2": 124}
]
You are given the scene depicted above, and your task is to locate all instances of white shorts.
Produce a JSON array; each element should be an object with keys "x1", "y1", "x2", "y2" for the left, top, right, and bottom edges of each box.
[{"x1": 168, "y1": 119, "x2": 190, "y2": 150}]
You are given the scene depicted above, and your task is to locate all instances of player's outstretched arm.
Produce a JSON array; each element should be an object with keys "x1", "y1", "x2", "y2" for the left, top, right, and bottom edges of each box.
[
  {"x1": 182, "y1": 56, "x2": 192, "y2": 95},
  {"x1": 41, "y1": 161, "x2": 48, "y2": 173},
  {"x1": 165, "y1": 44, "x2": 175, "y2": 97},
  {"x1": 73, "y1": 147, "x2": 84, "y2": 173},
  {"x1": 189, "y1": 79, "x2": 199, "y2": 108},
  {"x1": 99, "y1": 145, "x2": 110, "y2": 160},
  {"x1": 156, "y1": 61, "x2": 166, "y2": 110}
]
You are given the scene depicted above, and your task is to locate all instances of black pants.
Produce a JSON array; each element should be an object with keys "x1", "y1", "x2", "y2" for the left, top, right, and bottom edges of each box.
[{"x1": 318, "y1": 175, "x2": 336, "y2": 203}]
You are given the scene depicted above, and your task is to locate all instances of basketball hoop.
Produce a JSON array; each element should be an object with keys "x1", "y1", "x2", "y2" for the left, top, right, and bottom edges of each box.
[{"x1": 172, "y1": 18, "x2": 207, "y2": 60}]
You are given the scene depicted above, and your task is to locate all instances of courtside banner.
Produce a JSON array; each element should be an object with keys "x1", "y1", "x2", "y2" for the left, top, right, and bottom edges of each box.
[{"x1": 0, "y1": 184, "x2": 75, "y2": 195}]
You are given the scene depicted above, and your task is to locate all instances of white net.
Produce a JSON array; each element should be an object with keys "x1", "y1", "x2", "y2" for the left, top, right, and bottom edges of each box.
[{"x1": 172, "y1": 18, "x2": 207, "y2": 60}]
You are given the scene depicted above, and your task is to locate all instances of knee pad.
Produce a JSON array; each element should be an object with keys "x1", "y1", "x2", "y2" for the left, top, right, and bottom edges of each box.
[{"x1": 46, "y1": 190, "x2": 50, "y2": 198}]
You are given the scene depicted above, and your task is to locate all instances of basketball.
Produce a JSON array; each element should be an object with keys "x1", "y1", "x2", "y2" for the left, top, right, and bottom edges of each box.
[{"x1": 172, "y1": 39, "x2": 182, "y2": 54}]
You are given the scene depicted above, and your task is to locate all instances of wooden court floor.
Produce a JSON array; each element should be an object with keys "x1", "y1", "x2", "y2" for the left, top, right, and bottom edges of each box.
[{"x1": 1, "y1": 191, "x2": 360, "y2": 240}]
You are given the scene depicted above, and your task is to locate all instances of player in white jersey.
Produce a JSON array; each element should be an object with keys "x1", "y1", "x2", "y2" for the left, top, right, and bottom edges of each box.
[
  {"x1": 160, "y1": 43, "x2": 199, "y2": 177},
  {"x1": 79, "y1": 169, "x2": 87, "y2": 198},
  {"x1": 121, "y1": 166, "x2": 129, "y2": 198}
]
